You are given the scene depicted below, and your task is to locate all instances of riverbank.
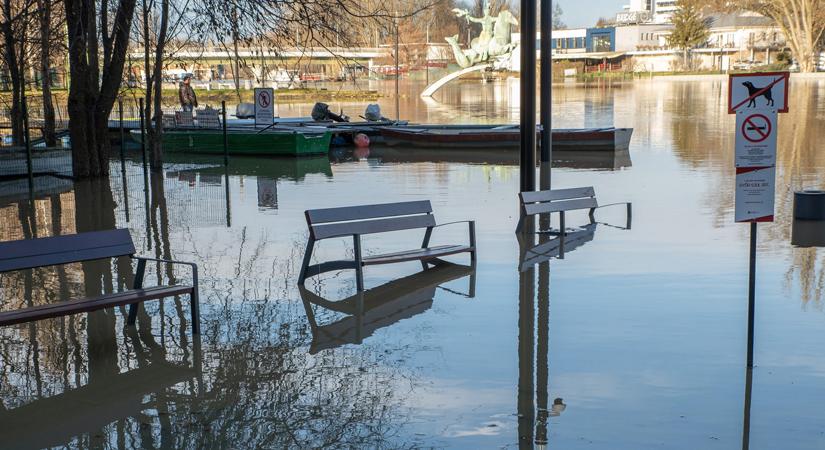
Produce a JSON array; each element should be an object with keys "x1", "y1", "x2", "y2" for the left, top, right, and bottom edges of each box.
[{"x1": 2, "y1": 87, "x2": 382, "y2": 108}]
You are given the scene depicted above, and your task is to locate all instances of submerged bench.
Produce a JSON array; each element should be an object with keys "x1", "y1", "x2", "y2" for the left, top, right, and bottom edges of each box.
[
  {"x1": 0, "y1": 229, "x2": 200, "y2": 334},
  {"x1": 517, "y1": 186, "x2": 631, "y2": 233},
  {"x1": 298, "y1": 200, "x2": 476, "y2": 291}
]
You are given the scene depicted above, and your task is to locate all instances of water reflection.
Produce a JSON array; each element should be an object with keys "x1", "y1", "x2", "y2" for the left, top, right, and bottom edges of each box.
[
  {"x1": 0, "y1": 166, "x2": 414, "y2": 448},
  {"x1": 300, "y1": 261, "x2": 475, "y2": 354},
  {"x1": 518, "y1": 230, "x2": 566, "y2": 449},
  {"x1": 2, "y1": 77, "x2": 825, "y2": 448},
  {"x1": 333, "y1": 147, "x2": 632, "y2": 170}
]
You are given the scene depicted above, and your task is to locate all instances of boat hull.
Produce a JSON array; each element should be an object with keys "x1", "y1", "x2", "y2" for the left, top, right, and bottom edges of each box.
[
  {"x1": 380, "y1": 126, "x2": 633, "y2": 151},
  {"x1": 130, "y1": 129, "x2": 332, "y2": 156}
]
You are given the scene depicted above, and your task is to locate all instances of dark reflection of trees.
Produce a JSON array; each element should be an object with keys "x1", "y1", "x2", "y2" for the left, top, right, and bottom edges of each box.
[
  {"x1": 0, "y1": 164, "x2": 413, "y2": 449},
  {"x1": 669, "y1": 80, "x2": 825, "y2": 305}
]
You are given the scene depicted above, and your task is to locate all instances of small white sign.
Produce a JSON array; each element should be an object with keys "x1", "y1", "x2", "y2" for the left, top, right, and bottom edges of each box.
[
  {"x1": 735, "y1": 166, "x2": 775, "y2": 223},
  {"x1": 254, "y1": 88, "x2": 275, "y2": 126},
  {"x1": 735, "y1": 110, "x2": 777, "y2": 168},
  {"x1": 728, "y1": 72, "x2": 789, "y2": 114}
]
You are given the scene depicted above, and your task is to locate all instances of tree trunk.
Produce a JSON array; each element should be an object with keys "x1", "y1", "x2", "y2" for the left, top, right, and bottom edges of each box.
[
  {"x1": 147, "y1": 0, "x2": 169, "y2": 172},
  {"x1": 37, "y1": 0, "x2": 56, "y2": 146},
  {"x1": 1, "y1": 0, "x2": 24, "y2": 145},
  {"x1": 65, "y1": 0, "x2": 137, "y2": 178}
]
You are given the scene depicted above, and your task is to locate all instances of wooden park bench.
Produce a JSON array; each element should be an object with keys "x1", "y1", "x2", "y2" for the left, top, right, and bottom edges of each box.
[
  {"x1": 298, "y1": 200, "x2": 476, "y2": 291},
  {"x1": 516, "y1": 186, "x2": 632, "y2": 234},
  {"x1": 0, "y1": 229, "x2": 200, "y2": 334}
]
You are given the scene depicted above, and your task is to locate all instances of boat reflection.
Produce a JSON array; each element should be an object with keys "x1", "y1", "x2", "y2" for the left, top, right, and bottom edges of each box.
[
  {"x1": 300, "y1": 261, "x2": 476, "y2": 354},
  {"x1": 331, "y1": 146, "x2": 632, "y2": 170}
]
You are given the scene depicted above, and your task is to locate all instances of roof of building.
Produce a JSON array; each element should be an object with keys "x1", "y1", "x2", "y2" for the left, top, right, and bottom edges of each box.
[{"x1": 706, "y1": 11, "x2": 774, "y2": 29}]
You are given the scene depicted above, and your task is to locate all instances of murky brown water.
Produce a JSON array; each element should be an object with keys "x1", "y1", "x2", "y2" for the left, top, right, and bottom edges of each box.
[{"x1": 1, "y1": 77, "x2": 825, "y2": 449}]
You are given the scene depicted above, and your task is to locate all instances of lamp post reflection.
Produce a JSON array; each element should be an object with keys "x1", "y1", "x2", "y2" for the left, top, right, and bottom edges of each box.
[{"x1": 519, "y1": 226, "x2": 566, "y2": 448}]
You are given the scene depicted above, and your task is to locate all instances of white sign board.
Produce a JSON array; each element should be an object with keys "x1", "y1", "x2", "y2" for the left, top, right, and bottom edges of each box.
[
  {"x1": 735, "y1": 166, "x2": 776, "y2": 223},
  {"x1": 735, "y1": 110, "x2": 777, "y2": 168},
  {"x1": 728, "y1": 72, "x2": 789, "y2": 114},
  {"x1": 254, "y1": 88, "x2": 275, "y2": 126}
]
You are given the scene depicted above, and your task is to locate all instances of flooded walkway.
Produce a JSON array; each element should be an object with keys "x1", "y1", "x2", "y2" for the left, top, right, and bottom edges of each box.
[{"x1": 1, "y1": 78, "x2": 825, "y2": 449}]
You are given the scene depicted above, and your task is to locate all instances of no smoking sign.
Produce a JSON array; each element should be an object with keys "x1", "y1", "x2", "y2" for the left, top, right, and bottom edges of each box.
[
  {"x1": 741, "y1": 113, "x2": 771, "y2": 143},
  {"x1": 735, "y1": 109, "x2": 777, "y2": 168}
]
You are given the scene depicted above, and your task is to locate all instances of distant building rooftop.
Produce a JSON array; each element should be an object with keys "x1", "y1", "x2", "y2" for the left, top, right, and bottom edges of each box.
[{"x1": 705, "y1": 12, "x2": 774, "y2": 29}]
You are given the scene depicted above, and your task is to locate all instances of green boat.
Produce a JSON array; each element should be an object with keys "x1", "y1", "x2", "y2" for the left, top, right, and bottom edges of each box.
[{"x1": 129, "y1": 127, "x2": 332, "y2": 156}]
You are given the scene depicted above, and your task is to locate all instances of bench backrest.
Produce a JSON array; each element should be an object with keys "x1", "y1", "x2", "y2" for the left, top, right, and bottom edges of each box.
[
  {"x1": 0, "y1": 229, "x2": 135, "y2": 273},
  {"x1": 305, "y1": 201, "x2": 435, "y2": 240},
  {"x1": 519, "y1": 186, "x2": 598, "y2": 216}
]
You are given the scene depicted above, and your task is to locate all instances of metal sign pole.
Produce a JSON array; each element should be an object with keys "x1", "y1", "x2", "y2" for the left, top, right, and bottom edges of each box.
[
  {"x1": 746, "y1": 222, "x2": 756, "y2": 368},
  {"x1": 729, "y1": 72, "x2": 788, "y2": 369}
]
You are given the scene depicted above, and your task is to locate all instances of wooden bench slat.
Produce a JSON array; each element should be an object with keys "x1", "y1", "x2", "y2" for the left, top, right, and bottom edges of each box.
[
  {"x1": 0, "y1": 229, "x2": 135, "y2": 272},
  {"x1": 312, "y1": 214, "x2": 436, "y2": 240},
  {"x1": 306, "y1": 200, "x2": 433, "y2": 224},
  {"x1": 523, "y1": 197, "x2": 599, "y2": 216},
  {"x1": 0, "y1": 285, "x2": 193, "y2": 327},
  {"x1": 520, "y1": 187, "x2": 595, "y2": 203},
  {"x1": 362, "y1": 244, "x2": 472, "y2": 265}
]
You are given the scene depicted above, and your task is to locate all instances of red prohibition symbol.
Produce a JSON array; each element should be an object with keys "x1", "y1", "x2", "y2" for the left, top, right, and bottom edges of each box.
[
  {"x1": 741, "y1": 113, "x2": 771, "y2": 143},
  {"x1": 258, "y1": 92, "x2": 271, "y2": 108}
]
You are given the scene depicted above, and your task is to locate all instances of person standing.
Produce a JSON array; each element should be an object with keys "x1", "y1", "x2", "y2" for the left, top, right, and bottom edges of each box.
[{"x1": 179, "y1": 74, "x2": 198, "y2": 111}]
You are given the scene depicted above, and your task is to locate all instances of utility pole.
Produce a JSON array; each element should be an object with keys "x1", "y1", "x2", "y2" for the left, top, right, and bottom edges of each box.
[
  {"x1": 520, "y1": 0, "x2": 537, "y2": 192},
  {"x1": 540, "y1": 0, "x2": 553, "y2": 190}
]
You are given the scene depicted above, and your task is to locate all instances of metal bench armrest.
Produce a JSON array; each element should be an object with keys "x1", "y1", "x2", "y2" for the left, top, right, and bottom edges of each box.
[
  {"x1": 425, "y1": 220, "x2": 476, "y2": 251},
  {"x1": 432, "y1": 220, "x2": 474, "y2": 228},
  {"x1": 132, "y1": 255, "x2": 197, "y2": 269},
  {"x1": 130, "y1": 255, "x2": 199, "y2": 292},
  {"x1": 129, "y1": 255, "x2": 200, "y2": 334},
  {"x1": 594, "y1": 201, "x2": 631, "y2": 210}
]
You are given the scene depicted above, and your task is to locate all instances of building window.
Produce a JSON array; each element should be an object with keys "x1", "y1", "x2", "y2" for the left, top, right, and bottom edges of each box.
[{"x1": 592, "y1": 34, "x2": 612, "y2": 52}]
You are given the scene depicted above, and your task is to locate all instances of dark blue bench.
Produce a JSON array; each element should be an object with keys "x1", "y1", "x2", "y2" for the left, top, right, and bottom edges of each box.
[{"x1": 0, "y1": 229, "x2": 200, "y2": 334}]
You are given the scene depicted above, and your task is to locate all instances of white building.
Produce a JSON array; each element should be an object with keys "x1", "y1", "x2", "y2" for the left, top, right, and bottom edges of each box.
[{"x1": 652, "y1": 0, "x2": 679, "y2": 23}]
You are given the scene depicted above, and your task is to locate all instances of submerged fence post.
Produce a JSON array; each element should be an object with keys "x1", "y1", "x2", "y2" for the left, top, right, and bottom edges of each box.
[
  {"x1": 22, "y1": 92, "x2": 34, "y2": 187},
  {"x1": 139, "y1": 97, "x2": 147, "y2": 174},
  {"x1": 222, "y1": 100, "x2": 228, "y2": 166},
  {"x1": 118, "y1": 98, "x2": 126, "y2": 174}
]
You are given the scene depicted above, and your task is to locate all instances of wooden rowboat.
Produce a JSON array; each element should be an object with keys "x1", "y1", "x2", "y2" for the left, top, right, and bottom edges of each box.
[{"x1": 379, "y1": 125, "x2": 633, "y2": 151}]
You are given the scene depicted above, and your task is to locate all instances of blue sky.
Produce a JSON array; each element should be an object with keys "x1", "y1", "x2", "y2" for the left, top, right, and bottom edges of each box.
[{"x1": 556, "y1": 0, "x2": 625, "y2": 28}]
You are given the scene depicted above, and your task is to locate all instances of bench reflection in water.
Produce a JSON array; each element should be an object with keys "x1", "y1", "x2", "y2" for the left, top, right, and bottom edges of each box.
[
  {"x1": 0, "y1": 338, "x2": 202, "y2": 450},
  {"x1": 300, "y1": 261, "x2": 476, "y2": 354},
  {"x1": 518, "y1": 223, "x2": 598, "y2": 272}
]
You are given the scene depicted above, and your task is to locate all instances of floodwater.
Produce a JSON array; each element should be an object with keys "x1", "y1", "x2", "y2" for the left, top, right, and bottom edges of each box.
[{"x1": 2, "y1": 77, "x2": 825, "y2": 449}]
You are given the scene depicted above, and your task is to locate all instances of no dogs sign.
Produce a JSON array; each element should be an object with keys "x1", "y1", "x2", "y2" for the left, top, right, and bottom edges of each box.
[
  {"x1": 728, "y1": 72, "x2": 789, "y2": 114},
  {"x1": 729, "y1": 72, "x2": 788, "y2": 223}
]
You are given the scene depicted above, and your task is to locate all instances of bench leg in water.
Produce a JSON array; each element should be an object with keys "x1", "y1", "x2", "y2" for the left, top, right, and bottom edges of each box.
[
  {"x1": 191, "y1": 265, "x2": 200, "y2": 335},
  {"x1": 297, "y1": 237, "x2": 315, "y2": 285},
  {"x1": 127, "y1": 258, "x2": 147, "y2": 326},
  {"x1": 353, "y1": 234, "x2": 365, "y2": 291}
]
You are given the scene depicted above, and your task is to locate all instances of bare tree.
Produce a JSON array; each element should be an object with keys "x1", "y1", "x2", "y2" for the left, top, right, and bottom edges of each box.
[
  {"x1": 1, "y1": 0, "x2": 35, "y2": 146},
  {"x1": 34, "y1": 0, "x2": 62, "y2": 146},
  {"x1": 698, "y1": 0, "x2": 825, "y2": 73},
  {"x1": 64, "y1": 0, "x2": 138, "y2": 178}
]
